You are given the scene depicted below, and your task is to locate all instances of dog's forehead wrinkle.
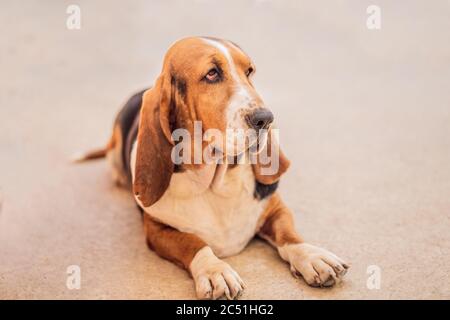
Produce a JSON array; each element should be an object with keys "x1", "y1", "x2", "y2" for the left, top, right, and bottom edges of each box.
[{"x1": 202, "y1": 38, "x2": 239, "y2": 80}]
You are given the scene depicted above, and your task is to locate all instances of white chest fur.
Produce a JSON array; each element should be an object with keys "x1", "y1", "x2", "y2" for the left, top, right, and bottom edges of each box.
[{"x1": 130, "y1": 143, "x2": 267, "y2": 258}]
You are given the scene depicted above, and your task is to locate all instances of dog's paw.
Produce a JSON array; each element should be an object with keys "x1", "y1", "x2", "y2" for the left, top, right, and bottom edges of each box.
[
  {"x1": 279, "y1": 243, "x2": 350, "y2": 287},
  {"x1": 190, "y1": 247, "x2": 245, "y2": 300}
]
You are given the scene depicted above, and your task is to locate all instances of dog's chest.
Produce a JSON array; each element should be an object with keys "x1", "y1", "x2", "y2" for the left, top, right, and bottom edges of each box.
[{"x1": 143, "y1": 164, "x2": 266, "y2": 258}]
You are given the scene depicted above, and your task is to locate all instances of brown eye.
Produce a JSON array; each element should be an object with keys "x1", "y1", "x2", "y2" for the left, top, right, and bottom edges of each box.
[
  {"x1": 246, "y1": 67, "x2": 254, "y2": 77},
  {"x1": 205, "y1": 68, "x2": 219, "y2": 82}
]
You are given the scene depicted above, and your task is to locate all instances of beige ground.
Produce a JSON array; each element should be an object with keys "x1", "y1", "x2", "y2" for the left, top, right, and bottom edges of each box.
[{"x1": 1, "y1": 0, "x2": 449, "y2": 299}]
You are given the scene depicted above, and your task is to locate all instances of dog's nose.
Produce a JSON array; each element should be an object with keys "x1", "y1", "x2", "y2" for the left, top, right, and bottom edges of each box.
[{"x1": 246, "y1": 109, "x2": 274, "y2": 130}]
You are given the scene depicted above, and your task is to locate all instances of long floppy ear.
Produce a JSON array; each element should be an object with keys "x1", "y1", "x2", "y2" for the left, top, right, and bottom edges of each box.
[
  {"x1": 252, "y1": 128, "x2": 290, "y2": 185},
  {"x1": 133, "y1": 76, "x2": 174, "y2": 208}
]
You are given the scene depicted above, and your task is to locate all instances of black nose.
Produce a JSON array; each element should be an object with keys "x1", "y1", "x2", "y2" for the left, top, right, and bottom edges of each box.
[{"x1": 246, "y1": 109, "x2": 274, "y2": 130}]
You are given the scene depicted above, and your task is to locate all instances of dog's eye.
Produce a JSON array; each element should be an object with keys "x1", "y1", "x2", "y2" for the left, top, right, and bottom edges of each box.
[
  {"x1": 246, "y1": 67, "x2": 254, "y2": 77},
  {"x1": 205, "y1": 68, "x2": 220, "y2": 82}
]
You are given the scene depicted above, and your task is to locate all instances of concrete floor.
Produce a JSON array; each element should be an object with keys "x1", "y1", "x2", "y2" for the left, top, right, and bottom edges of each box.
[{"x1": 1, "y1": 0, "x2": 449, "y2": 299}]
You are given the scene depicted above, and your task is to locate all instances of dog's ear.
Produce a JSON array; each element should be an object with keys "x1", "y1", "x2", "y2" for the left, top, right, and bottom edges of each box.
[
  {"x1": 252, "y1": 129, "x2": 290, "y2": 185},
  {"x1": 133, "y1": 76, "x2": 175, "y2": 207}
]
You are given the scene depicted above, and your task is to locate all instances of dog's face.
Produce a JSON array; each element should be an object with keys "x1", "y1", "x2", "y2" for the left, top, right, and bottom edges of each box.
[
  {"x1": 134, "y1": 37, "x2": 288, "y2": 207},
  {"x1": 162, "y1": 37, "x2": 273, "y2": 156}
]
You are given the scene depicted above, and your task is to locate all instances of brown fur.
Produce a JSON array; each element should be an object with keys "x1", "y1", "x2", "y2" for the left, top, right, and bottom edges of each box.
[
  {"x1": 133, "y1": 84, "x2": 175, "y2": 207},
  {"x1": 143, "y1": 214, "x2": 206, "y2": 271},
  {"x1": 257, "y1": 193, "x2": 303, "y2": 247},
  {"x1": 252, "y1": 129, "x2": 291, "y2": 185}
]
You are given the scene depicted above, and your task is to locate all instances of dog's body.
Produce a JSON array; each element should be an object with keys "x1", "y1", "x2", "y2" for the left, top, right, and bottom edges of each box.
[
  {"x1": 135, "y1": 159, "x2": 267, "y2": 258},
  {"x1": 108, "y1": 91, "x2": 270, "y2": 257},
  {"x1": 77, "y1": 37, "x2": 349, "y2": 299}
]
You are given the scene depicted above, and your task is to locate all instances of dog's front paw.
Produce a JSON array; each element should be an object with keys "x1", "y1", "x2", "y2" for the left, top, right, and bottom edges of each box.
[
  {"x1": 279, "y1": 243, "x2": 350, "y2": 287},
  {"x1": 190, "y1": 247, "x2": 245, "y2": 300}
]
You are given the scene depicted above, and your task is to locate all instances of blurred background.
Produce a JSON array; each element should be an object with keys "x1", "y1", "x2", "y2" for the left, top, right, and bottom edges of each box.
[{"x1": 0, "y1": 0, "x2": 449, "y2": 299}]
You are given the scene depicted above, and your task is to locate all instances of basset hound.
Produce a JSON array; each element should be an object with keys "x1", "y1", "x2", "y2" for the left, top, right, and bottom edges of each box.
[{"x1": 76, "y1": 37, "x2": 349, "y2": 299}]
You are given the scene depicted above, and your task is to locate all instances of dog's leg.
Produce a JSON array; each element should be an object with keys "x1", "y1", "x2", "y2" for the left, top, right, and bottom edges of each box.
[
  {"x1": 257, "y1": 194, "x2": 350, "y2": 287},
  {"x1": 143, "y1": 214, "x2": 245, "y2": 299}
]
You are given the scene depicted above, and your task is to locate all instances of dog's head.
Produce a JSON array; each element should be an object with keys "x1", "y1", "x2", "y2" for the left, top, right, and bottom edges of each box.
[{"x1": 134, "y1": 37, "x2": 289, "y2": 207}]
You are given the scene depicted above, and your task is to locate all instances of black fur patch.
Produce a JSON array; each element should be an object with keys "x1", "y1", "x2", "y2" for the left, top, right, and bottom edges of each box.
[
  {"x1": 125, "y1": 113, "x2": 139, "y2": 180},
  {"x1": 254, "y1": 180, "x2": 279, "y2": 200},
  {"x1": 176, "y1": 78, "x2": 187, "y2": 98},
  {"x1": 174, "y1": 164, "x2": 185, "y2": 173},
  {"x1": 171, "y1": 75, "x2": 187, "y2": 99},
  {"x1": 116, "y1": 88, "x2": 147, "y2": 172}
]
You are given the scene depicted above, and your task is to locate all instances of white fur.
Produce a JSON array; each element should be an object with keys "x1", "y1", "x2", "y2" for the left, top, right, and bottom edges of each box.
[
  {"x1": 130, "y1": 141, "x2": 267, "y2": 258},
  {"x1": 69, "y1": 151, "x2": 87, "y2": 163},
  {"x1": 278, "y1": 243, "x2": 349, "y2": 287},
  {"x1": 190, "y1": 246, "x2": 245, "y2": 299}
]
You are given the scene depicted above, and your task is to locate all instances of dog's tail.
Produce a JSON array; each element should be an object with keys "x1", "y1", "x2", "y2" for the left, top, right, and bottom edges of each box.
[{"x1": 71, "y1": 136, "x2": 115, "y2": 163}]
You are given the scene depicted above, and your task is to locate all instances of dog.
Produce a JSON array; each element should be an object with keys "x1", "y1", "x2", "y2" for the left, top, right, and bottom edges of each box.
[{"x1": 76, "y1": 37, "x2": 349, "y2": 299}]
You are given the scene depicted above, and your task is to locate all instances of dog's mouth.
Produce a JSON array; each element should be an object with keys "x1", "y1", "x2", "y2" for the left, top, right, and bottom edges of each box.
[
  {"x1": 216, "y1": 126, "x2": 270, "y2": 157},
  {"x1": 205, "y1": 118, "x2": 272, "y2": 160}
]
